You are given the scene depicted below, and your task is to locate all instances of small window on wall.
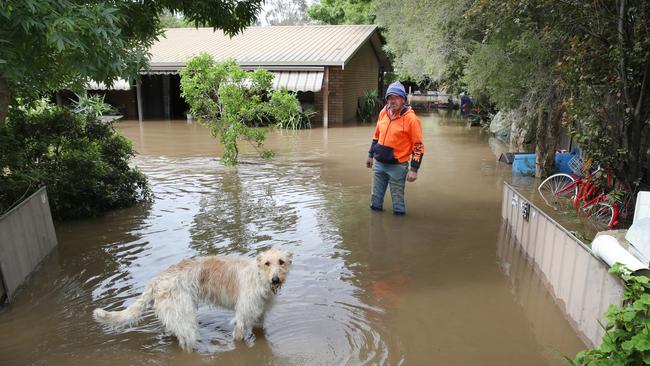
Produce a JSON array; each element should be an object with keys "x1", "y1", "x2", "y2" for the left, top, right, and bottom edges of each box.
[{"x1": 297, "y1": 91, "x2": 315, "y2": 113}]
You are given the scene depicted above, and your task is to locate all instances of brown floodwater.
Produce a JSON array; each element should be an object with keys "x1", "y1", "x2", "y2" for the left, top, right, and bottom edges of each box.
[{"x1": 0, "y1": 112, "x2": 586, "y2": 365}]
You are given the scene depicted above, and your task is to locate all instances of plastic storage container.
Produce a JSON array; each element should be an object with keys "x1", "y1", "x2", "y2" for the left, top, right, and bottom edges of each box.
[{"x1": 512, "y1": 153, "x2": 536, "y2": 175}]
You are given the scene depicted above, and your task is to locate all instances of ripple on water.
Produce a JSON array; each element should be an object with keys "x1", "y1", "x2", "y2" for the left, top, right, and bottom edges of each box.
[{"x1": 58, "y1": 155, "x2": 395, "y2": 365}]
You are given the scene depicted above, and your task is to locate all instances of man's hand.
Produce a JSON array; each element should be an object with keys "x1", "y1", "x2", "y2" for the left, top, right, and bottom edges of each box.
[
  {"x1": 366, "y1": 157, "x2": 373, "y2": 168},
  {"x1": 406, "y1": 170, "x2": 417, "y2": 182}
]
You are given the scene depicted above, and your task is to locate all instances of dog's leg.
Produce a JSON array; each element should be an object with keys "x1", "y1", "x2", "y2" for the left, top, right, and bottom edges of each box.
[
  {"x1": 153, "y1": 289, "x2": 199, "y2": 351},
  {"x1": 232, "y1": 316, "x2": 250, "y2": 341},
  {"x1": 233, "y1": 303, "x2": 265, "y2": 341},
  {"x1": 232, "y1": 308, "x2": 254, "y2": 341},
  {"x1": 253, "y1": 314, "x2": 265, "y2": 330}
]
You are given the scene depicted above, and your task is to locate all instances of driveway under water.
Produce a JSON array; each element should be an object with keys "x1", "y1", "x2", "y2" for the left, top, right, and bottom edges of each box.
[{"x1": 0, "y1": 112, "x2": 585, "y2": 365}]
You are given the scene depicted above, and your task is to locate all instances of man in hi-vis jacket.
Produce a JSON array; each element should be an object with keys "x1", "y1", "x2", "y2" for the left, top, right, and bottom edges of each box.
[{"x1": 366, "y1": 81, "x2": 424, "y2": 215}]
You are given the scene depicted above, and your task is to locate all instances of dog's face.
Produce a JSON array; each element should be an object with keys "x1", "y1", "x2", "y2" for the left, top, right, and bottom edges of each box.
[{"x1": 256, "y1": 247, "x2": 293, "y2": 294}]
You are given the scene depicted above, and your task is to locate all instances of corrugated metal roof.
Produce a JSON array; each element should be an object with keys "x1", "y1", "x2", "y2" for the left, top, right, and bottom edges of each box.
[
  {"x1": 272, "y1": 71, "x2": 323, "y2": 92},
  {"x1": 148, "y1": 25, "x2": 381, "y2": 70}
]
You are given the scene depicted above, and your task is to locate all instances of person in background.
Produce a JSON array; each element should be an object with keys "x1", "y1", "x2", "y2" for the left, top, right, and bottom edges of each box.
[{"x1": 366, "y1": 81, "x2": 424, "y2": 215}]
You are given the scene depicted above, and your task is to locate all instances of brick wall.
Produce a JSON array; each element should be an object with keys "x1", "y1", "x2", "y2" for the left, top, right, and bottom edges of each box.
[
  {"x1": 342, "y1": 43, "x2": 380, "y2": 123},
  {"x1": 313, "y1": 91, "x2": 323, "y2": 125},
  {"x1": 327, "y1": 66, "x2": 344, "y2": 125}
]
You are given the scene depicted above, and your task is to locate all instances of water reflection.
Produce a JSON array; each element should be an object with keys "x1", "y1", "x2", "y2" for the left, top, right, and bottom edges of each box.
[
  {"x1": 188, "y1": 162, "x2": 302, "y2": 255},
  {"x1": 496, "y1": 221, "x2": 588, "y2": 360}
]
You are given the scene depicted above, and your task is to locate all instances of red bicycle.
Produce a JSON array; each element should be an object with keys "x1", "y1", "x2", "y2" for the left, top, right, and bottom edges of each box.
[{"x1": 538, "y1": 157, "x2": 631, "y2": 230}]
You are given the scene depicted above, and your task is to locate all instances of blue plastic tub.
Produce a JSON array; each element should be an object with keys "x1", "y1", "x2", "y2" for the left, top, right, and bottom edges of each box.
[
  {"x1": 511, "y1": 150, "x2": 579, "y2": 175},
  {"x1": 554, "y1": 152, "x2": 575, "y2": 175},
  {"x1": 512, "y1": 153, "x2": 536, "y2": 175}
]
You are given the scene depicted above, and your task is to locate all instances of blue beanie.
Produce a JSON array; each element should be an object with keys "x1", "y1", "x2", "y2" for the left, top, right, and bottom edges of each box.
[{"x1": 385, "y1": 81, "x2": 407, "y2": 100}]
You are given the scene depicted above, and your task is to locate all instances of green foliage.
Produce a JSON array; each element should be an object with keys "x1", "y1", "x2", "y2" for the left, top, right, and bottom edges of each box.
[
  {"x1": 0, "y1": 105, "x2": 151, "y2": 219},
  {"x1": 270, "y1": 90, "x2": 313, "y2": 129},
  {"x1": 463, "y1": 31, "x2": 550, "y2": 111},
  {"x1": 307, "y1": 0, "x2": 375, "y2": 25},
  {"x1": 0, "y1": 0, "x2": 147, "y2": 101},
  {"x1": 265, "y1": 0, "x2": 311, "y2": 26},
  {"x1": 397, "y1": 0, "x2": 649, "y2": 187},
  {"x1": 570, "y1": 263, "x2": 650, "y2": 365},
  {"x1": 374, "y1": 0, "x2": 473, "y2": 83},
  {"x1": 180, "y1": 54, "x2": 311, "y2": 165},
  {"x1": 73, "y1": 94, "x2": 117, "y2": 117},
  {"x1": 0, "y1": 0, "x2": 264, "y2": 124},
  {"x1": 357, "y1": 89, "x2": 381, "y2": 123},
  {"x1": 556, "y1": 2, "x2": 650, "y2": 186}
]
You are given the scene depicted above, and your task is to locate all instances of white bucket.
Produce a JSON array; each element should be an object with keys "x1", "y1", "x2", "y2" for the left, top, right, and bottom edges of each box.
[{"x1": 591, "y1": 235, "x2": 648, "y2": 272}]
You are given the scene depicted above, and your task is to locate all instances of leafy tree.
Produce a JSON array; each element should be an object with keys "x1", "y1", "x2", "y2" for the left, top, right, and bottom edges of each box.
[
  {"x1": 159, "y1": 10, "x2": 200, "y2": 28},
  {"x1": 374, "y1": 0, "x2": 472, "y2": 84},
  {"x1": 264, "y1": 0, "x2": 312, "y2": 25},
  {"x1": 0, "y1": 0, "x2": 264, "y2": 126},
  {"x1": 468, "y1": 0, "x2": 650, "y2": 186},
  {"x1": 180, "y1": 54, "x2": 309, "y2": 165},
  {"x1": 556, "y1": 1, "x2": 650, "y2": 188},
  {"x1": 307, "y1": 0, "x2": 375, "y2": 25},
  {"x1": 464, "y1": 1, "x2": 568, "y2": 177}
]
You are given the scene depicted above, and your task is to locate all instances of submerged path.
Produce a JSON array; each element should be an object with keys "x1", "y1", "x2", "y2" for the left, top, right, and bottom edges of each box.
[{"x1": 0, "y1": 112, "x2": 584, "y2": 365}]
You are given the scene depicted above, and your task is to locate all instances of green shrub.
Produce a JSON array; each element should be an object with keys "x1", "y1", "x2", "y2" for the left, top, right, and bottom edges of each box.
[
  {"x1": 270, "y1": 90, "x2": 313, "y2": 130},
  {"x1": 357, "y1": 89, "x2": 382, "y2": 123},
  {"x1": 0, "y1": 106, "x2": 151, "y2": 220},
  {"x1": 72, "y1": 94, "x2": 117, "y2": 117}
]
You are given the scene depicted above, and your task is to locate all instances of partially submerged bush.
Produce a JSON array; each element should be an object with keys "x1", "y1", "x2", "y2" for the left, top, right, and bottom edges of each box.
[
  {"x1": 180, "y1": 54, "x2": 313, "y2": 165},
  {"x1": 0, "y1": 105, "x2": 151, "y2": 219},
  {"x1": 357, "y1": 89, "x2": 381, "y2": 123},
  {"x1": 270, "y1": 90, "x2": 313, "y2": 129},
  {"x1": 73, "y1": 94, "x2": 117, "y2": 117}
]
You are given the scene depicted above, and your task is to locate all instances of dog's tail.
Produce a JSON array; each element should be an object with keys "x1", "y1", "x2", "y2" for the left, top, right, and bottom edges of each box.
[{"x1": 93, "y1": 288, "x2": 153, "y2": 328}]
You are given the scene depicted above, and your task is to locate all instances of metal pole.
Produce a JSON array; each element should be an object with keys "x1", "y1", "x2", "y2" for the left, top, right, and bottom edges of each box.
[
  {"x1": 136, "y1": 79, "x2": 143, "y2": 122},
  {"x1": 163, "y1": 75, "x2": 171, "y2": 120},
  {"x1": 323, "y1": 67, "x2": 329, "y2": 128}
]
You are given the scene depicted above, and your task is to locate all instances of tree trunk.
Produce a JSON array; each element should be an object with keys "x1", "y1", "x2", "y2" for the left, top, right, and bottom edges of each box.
[
  {"x1": 535, "y1": 84, "x2": 561, "y2": 178},
  {"x1": 535, "y1": 108, "x2": 549, "y2": 178},
  {"x1": 546, "y1": 102, "x2": 561, "y2": 176},
  {"x1": 0, "y1": 77, "x2": 10, "y2": 127},
  {"x1": 625, "y1": 114, "x2": 644, "y2": 186}
]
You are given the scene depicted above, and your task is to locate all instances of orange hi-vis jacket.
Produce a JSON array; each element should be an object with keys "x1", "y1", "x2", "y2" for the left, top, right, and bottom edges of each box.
[{"x1": 368, "y1": 105, "x2": 424, "y2": 171}]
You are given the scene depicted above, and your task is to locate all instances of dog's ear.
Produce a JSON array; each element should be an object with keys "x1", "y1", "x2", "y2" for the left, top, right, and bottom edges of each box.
[
  {"x1": 256, "y1": 253, "x2": 264, "y2": 266},
  {"x1": 286, "y1": 251, "x2": 293, "y2": 264}
]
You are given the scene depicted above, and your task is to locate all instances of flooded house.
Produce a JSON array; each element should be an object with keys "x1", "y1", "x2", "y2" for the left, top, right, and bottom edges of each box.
[{"x1": 91, "y1": 25, "x2": 391, "y2": 126}]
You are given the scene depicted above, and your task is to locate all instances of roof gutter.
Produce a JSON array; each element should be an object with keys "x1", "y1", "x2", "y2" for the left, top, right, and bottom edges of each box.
[{"x1": 143, "y1": 62, "x2": 328, "y2": 74}]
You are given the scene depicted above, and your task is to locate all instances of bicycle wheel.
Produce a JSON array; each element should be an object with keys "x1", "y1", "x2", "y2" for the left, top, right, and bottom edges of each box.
[
  {"x1": 589, "y1": 202, "x2": 615, "y2": 230},
  {"x1": 538, "y1": 173, "x2": 577, "y2": 205}
]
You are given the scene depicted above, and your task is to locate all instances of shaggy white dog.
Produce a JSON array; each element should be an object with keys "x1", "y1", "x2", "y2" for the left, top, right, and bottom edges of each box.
[{"x1": 93, "y1": 247, "x2": 292, "y2": 351}]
